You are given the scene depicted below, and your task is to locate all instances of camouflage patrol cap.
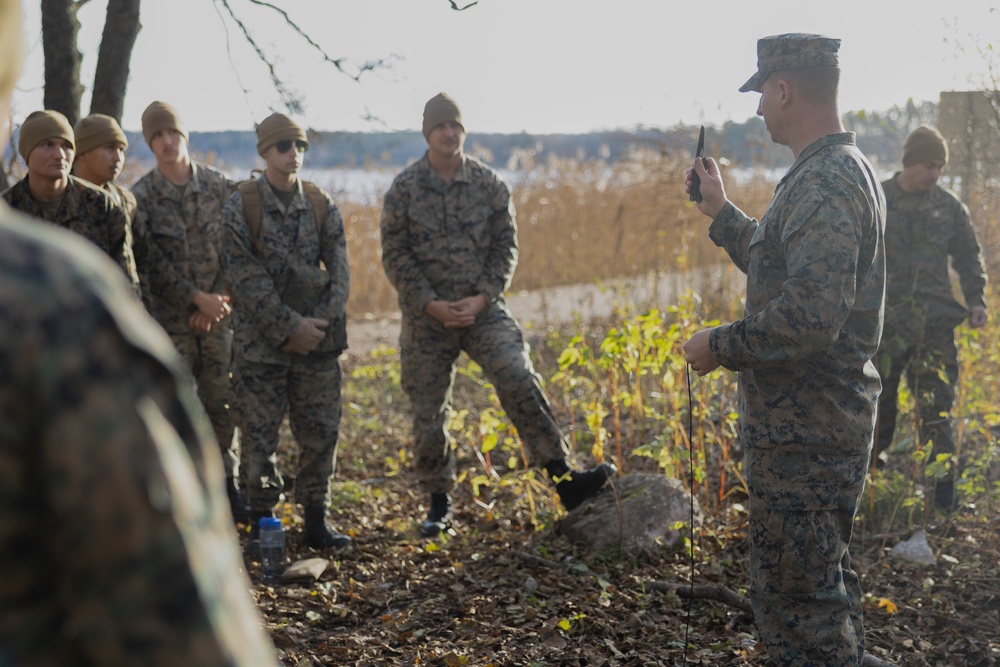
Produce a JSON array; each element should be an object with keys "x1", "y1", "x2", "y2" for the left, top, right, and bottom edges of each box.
[
  {"x1": 74, "y1": 113, "x2": 128, "y2": 156},
  {"x1": 18, "y1": 110, "x2": 74, "y2": 161},
  {"x1": 739, "y1": 33, "x2": 841, "y2": 93}
]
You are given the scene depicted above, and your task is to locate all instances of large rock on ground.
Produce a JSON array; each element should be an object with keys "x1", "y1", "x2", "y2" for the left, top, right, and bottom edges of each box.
[{"x1": 558, "y1": 473, "x2": 703, "y2": 556}]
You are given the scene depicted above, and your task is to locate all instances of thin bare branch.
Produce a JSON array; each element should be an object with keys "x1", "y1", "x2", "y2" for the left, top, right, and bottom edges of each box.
[
  {"x1": 241, "y1": 0, "x2": 361, "y2": 80},
  {"x1": 214, "y1": 0, "x2": 304, "y2": 113}
]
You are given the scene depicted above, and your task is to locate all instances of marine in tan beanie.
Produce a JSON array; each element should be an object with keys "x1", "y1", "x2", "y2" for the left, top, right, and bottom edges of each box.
[
  {"x1": 898, "y1": 126, "x2": 949, "y2": 194},
  {"x1": 255, "y1": 112, "x2": 308, "y2": 156},
  {"x1": 902, "y1": 125, "x2": 948, "y2": 168},
  {"x1": 141, "y1": 100, "x2": 187, "y2": 147},
  {"x1": 74, "y1": 113, "x2": 128, "y2": 156},
  {"x1": 18, "y1": 109, "x2": 74, "y2": 162},
  {"x1": 422, "y1": 93, "x2": 463, "y2": 139},
  {"x1": 74, "y1": 114, "x2": 129, "y2": 188}
]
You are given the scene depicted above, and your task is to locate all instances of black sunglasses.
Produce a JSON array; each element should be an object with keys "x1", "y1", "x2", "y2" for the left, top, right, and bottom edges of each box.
[{"x1": 276, "y1": 139, "x2": 308, "y2": 154}]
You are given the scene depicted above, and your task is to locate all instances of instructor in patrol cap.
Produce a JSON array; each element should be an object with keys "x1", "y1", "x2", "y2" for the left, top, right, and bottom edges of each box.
[{"x1": 683, "y1": 34, "x2": 885, "y2": 666}]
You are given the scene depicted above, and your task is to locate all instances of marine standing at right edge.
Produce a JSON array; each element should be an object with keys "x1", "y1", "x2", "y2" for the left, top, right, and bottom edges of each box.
[
  {"x1": 874, "y1": 125, "x2": 987, "y2": 509},
  {"x1": 682, "y1": 35, "x2": 885, "y2": 666}
]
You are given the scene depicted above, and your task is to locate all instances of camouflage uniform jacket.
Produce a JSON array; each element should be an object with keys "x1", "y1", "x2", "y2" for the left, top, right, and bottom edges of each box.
[
  {"x1": 0, "y1": 203, "x2": 278, "y2": 667},
  {"x1": 103, "y1": 180, "x2": 141, "y2": 295},
  {"x1": 881, "y1": 174, "x2": 985, "y2": 331},
  {"x1": 708, "y1": 132, "x2": 886, "y2": 456},
  {"x1": 381, "y1": 153, "x2": 517, "y2": 319},
  {"x1": 222, "y1": 176, "x2": 349, "y2": 365},
  {"x1": 2, "y1": 174, "x2": 130, "y2": 280},
  {"x1": 131, "y1": 162, "x2": 234, "y2": 333}
]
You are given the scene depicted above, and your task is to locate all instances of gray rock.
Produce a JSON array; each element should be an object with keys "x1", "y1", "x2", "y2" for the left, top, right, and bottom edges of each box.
[
  {"x1": 890, "y1": 529, "x2": 937, "y2": 567},
  {"x1": 558, "y1": 473, "x2": 703, "y2": 556}
]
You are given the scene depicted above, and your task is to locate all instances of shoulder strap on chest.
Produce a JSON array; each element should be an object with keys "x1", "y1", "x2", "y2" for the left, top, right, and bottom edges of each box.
[
  {"x1": 239, "y1": 179, "x2": 328, "y2": 240},
  {"x1": 238, "y1": 180, "x2": 263, "y2": 240},
  {"x1": 302, "y1": 181, "x2": 328, "y2": 236}
]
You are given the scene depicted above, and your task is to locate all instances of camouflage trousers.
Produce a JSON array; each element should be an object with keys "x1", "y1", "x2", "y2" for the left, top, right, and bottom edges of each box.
[
  {"x1": 400, "y1": 302, "x2": 569, "y2": 495},
  {"x1": 170, "y1": 325, "x2": 238, "y2": 479},
  {"x1": 231, "y1": 356, "x2": 342, "y2": 512},
  {"x1": 874, "y1": 323, "x2": 958, "y2": 461},
  {"x1": 746, "y1": 447, "x2": 869, "y2": 667}
]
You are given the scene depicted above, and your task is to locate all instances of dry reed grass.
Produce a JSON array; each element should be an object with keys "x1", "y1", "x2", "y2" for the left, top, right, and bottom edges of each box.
[{"x1": 338, "y1": 149, "x2": 778, "y2": 318}]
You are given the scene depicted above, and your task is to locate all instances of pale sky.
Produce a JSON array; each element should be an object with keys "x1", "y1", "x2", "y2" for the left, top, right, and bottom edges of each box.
[{"x1": 11, "y1": 0, "x2": 1000, "y2": 135}]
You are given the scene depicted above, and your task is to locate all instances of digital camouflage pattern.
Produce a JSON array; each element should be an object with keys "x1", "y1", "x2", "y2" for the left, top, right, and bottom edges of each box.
[
  {"x1": 874, "y1": 175, "x2": 986, "y2": 461},
  {"x1": 2, "y1": 174, "x2": 132, "y2": 283},
  {"x1": 132, "y1": 162, "x2": 238, "y2": 478},
  {"x1": 740, "y1": 33, "x2": 841, "y2": 93},
  {"x1": 102, "y1": 180, "x2": 141, "y2": 295},
  {"x1": 707, "y1": 132, "x2": 886, "y2": 666},
  {"x1": 0, "y1": 203, "x2": 277, "y2": 667},
  {"x1": 131, "y1": 162, "x2": 234, "y2": 333},
  {"x1": 222, "y1": 176, "x2": 349, "y2": 511},
  {"x1": 381, "y1": 154, "x2": 569, "y2": 494}
]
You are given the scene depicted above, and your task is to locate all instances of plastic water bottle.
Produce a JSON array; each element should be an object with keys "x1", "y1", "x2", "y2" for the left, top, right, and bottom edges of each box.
[{"x1": 259, "y1": 517, "x2": 286, "y2": 580}]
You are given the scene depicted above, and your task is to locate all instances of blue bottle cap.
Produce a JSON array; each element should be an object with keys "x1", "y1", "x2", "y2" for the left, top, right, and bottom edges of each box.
[{"x1": 259, "y1": 516, "x2": 283, "y2": 528}]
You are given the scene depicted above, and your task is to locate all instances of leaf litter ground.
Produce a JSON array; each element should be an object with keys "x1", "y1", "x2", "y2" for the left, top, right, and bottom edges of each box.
[{"x1": 239, "y1": 352, "x2": 1000, "y2": 667}]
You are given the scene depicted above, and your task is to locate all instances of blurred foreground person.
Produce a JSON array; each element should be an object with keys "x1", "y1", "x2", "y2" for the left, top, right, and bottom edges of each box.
[
  {"x1": 380, "y1": 92, "x2": 614, "y2": 537},
  {"x1": 222, "y1": 113, "x2": 352, "y2": 550},
  {"x1": 0, "y1": 1, "x2": 278, "y2": 664},
  {"x1": 73, "y1": 112, "x2": 142, "y2": 296},
  {"x1": 682, "y1": 35, "x2": 885, "y2": 666},
  {"x1": 874, "y1": 125, "x2": 987, "y2": 509}
]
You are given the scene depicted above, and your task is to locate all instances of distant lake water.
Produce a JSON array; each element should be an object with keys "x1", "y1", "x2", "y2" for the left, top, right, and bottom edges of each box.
[{"x1": 299, "y1": 166, "x2": 525, "y2": 205}]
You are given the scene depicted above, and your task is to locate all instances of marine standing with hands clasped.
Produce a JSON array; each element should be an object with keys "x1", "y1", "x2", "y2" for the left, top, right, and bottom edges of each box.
[
  {"x1": 131, "y1": 101, "x2": 248, "y2": 523},
  {"x1": 222, "y1": 113, "x2": 353, "y2": 550},
  {"x1": 873, "y1": 125, "x2": 987, "y2": 509},
  {"x1": 682, "y1": 35, "x2": 885, "y2": 666},
  {"x1": 380, "y1": 93, "x2": 614, "y2": 537}
]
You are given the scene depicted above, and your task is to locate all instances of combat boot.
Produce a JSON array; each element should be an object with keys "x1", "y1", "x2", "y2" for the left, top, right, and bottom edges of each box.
[
  {"x1": 419, "y1": 493, "x2": 452, "y2": 537},
  {"x1": 548, "y1": 460, "x2": 616, "y2": 511},
  {"x1": 226, "y1": 477, "x2": 251, "y2": 524},
  {"x1": 303, "y1": 505, "x2": 352, "y2": 551}
]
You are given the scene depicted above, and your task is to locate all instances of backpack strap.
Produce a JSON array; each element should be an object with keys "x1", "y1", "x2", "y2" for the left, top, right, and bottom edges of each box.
[
  {"x1": 301, "y1": 181, "x2": 328, "y2": 237},
  {"x1": 239, "y1": 178, "x2": 328, "y2": 241},
  {"x1": 238, "y1": 180, "x2": 263, "y2": 240}
]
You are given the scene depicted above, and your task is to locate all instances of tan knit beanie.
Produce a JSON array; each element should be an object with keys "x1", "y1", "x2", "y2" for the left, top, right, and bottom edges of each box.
[
  {"x1": 141, "y1": 100, "x2": 187, "y2": 147},
  {"x1": 255, "y1": 112, "x2": 308, "y2": 156},
  {"x1": 74, "y1": 113, "x2": 128, "y2": 156},
  {"x1": 902, "y1": 126, "x2": 948, "y2": 167},
  {"x1": 422, "y1": 93, "x2": 463, "y2": 139},
  {"x1": 18, "y1": 110, "x2": 75, "y2": 161}
]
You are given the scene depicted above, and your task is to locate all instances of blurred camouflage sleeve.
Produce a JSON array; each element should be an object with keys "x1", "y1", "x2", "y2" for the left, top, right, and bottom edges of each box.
[
  {"x1": 380, "y1": 180, "x2": 439, "y2": 317},
  {"x1": 221, "y1": 190, "x2": 301, "y2": 348},
  {"x1": 948, "y1": 201, "x2": 987, "y2": 311},
  {"x1": 708, "y1": 201, "x2": 759, "y2": 274},
  {"x1": 710, "y1": 188, "x2": 860, "y2": 370},
  {"x1": 0, "y1": 214, "x2": 277, "y2": 667},
  {"x1": 475, "y1": 177, "x2": 518, "y2": 304}
]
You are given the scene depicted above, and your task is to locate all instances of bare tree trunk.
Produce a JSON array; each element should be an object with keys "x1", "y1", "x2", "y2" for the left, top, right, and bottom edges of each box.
[
  {"x1": 90, "y1": 0, "x2": 141, "y2": 123},
  {"x1": 41, "y1": 0, "x2": 83, "y2": 125}
]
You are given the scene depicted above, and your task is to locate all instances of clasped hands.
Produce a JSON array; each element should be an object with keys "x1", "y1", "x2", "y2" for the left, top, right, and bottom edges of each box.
[{"x1": 425, "y1": 294, "x2": 488, "y2": 329}]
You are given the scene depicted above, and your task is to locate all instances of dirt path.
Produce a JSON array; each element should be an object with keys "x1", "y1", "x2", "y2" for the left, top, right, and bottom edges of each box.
[{"x1": 344, "y1": 264, "x2": 742, "y2": 356}]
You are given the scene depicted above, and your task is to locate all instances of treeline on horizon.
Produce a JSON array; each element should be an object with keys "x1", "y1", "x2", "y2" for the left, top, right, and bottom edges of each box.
[{"x1": 3, "y1": 99, "x2": 938, "y2": 176}]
